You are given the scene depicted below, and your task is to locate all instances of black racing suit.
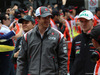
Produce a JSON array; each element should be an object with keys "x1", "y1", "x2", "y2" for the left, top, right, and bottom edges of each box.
[{"x1": 70, "y1": 31, "x2": 96, "y2": 75}]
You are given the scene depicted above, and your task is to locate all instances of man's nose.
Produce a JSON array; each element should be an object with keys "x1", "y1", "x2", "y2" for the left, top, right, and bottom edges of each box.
[{"x1": 45, "y1": 16, "x2": 51, "y2": 19}]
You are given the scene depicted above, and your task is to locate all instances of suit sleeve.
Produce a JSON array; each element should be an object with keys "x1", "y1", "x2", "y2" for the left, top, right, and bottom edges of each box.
[
  {"x1": 16, "y1": 36, "x2": 28, "y2": 75},
  {"x1": 57, "y1": 35, "x2": 68, "y2": 75},
  {"x1": 0, "y1": 31, "x2": 15, "y2": 39},
  {"x1": 70, "y1": 38, "x2": 75, "y2": 72}
]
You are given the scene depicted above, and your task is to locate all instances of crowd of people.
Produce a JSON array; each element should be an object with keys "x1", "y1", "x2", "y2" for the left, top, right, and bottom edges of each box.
[{"x1": 0, "y1": 2, "x2": 100, "y2": 75}]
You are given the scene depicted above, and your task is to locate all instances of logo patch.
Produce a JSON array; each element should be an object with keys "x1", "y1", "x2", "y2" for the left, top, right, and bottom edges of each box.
[
  {"x1": 45, "y1": 8, "x2": 48, "y2": 11},
  {"x1": 75, "y1": 41, "x2": 81, "y2": 44},
  {"x1": 89, "y1": 43, "x2": 93, "y2": 45},
  {"x1": 52, "y1": 32, "x2": 54, "y2": 35},
  {"x1": 48, "y1": 37, "x2": 56, "y2": 40},
  {"x1": 76, "y1": 49, "x2": 80, "y2": 54},
  {"x1": 75, "y1": 46, "x2": 80, "y2": 49}
]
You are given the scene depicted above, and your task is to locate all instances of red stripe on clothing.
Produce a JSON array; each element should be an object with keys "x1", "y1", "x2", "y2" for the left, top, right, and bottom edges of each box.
[
  {"x1": 90, "y1": 46, "x2": 95, "y2": 49},
  {"x1": 0, "y1": 32, "x2": 4, "y2": 35},
  {"x1": 6, "y1": 54, "x2": 9, "y2": 56},
  {"x1": 25, "y1": 33, "x2": 28, "y2": 42},
  {"x1": 75, "y1": 44, "x2": 80, "y2": 46},
  {"x1": 39, "y1": 7, "x2": 41, "y2": 15},
  {"x1": 58, "y1": 33, "x2": 61, "y2": 43},
  {"x1": 95, "y1": 60, "x2": 100, "y2": 75}
]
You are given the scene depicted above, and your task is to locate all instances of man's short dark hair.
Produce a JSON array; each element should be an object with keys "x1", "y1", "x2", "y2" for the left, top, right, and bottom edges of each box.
[
  {"x1": 0, "y1": 13, "x2": 7, "y2": 24},
  {"x1": 90, "y1": 25, "x2": 100, "y2": 44},
  {"x1": 51, "y1": 9, "x2": 60, "y2": 19},
  {"x1": 95, "y1": 7, "x2": 100, "y2": 13}
]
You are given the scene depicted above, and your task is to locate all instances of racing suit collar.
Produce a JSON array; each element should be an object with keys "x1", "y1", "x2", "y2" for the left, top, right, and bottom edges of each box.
[{"x1": 36, "y1": 25, "x2": 51, "y2": 38}]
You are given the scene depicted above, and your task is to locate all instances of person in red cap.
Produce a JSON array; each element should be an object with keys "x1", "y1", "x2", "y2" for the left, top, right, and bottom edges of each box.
[{"x1": 16, "y1": 6, "x2": 68, "y2": 75}]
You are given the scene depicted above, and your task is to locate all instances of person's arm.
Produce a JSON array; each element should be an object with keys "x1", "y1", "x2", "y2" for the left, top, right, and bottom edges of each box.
[
  {"x1": 11, "y1": 37, "x2": 22, "y2": 64},
  {"x1": 28, "y1": 6, "x2": 33, "y2": 16},
  {"x1": 16, "y1": 35, "x2": 28, "y2": 75},
  {"x1": 0, "y1": 23, "x2": 2, "y2": 29},
  {"x1": 0, "y1": 30, "x2": 15, "y2": 39},
  {"x1": 57, "y1": 35, "x2": 68, "y2": 75},
  {"x1": 12, "y1": 23, "x2": 23, "y2": 39},
  {"x1": 70, "y1": 38, "x2": 75, "y2": 71},
  {"x1": 14, "y1": 50, "x2": 20, "y2": 58},
  {"x1": 62, "y1": 0, "x2": 67, "y2": 5},
  {"x1": 9, "y1": 20, "x2": 18, "y2": 30}
]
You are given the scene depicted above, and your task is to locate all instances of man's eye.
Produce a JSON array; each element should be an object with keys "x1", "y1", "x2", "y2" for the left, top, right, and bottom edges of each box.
[
  {"x1": 80, "y1": 21, "x2": 83, "y2": 22},
  {"x1": 80, "y1": 20, "x2": 88, "y2": 23}
]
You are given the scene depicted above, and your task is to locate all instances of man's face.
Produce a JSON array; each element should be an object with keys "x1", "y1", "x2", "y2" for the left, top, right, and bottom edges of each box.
[
  {"x1": 38, "y1": 16, "x2": 51, "y2": 28},
  {"x1": 4, "y1": 14, "x2": 11, "y2": 26},
  {"x1": 79, "y1": 18, "x2": 93, "y2": 33},
  {"x1": 97, "y1": 11, "x2": 100, "y2": 17},
  {"x1": 65, "y1": 12, "x2": 70, "y2": 18},
  {"x1": 22, "y1": 20, "x2": 34, "y2": 32},
  {"x1": 72, "y1": 9, "x2": 76, "y2": 16}
]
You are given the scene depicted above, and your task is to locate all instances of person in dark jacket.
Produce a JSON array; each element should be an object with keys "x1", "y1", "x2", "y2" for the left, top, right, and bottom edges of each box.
[
  {"x1": 11, "y1": 15, "x2": 36, "y2": 67},
  {"x1": 90, "y1": 25, "x2": 100, "y2": 75},
  {"x1": 70, "y1": 10, "x2": 96, "y2": 75},
  {"x1": 16, "y1": 6, "x2": 68, "y2": 75}
]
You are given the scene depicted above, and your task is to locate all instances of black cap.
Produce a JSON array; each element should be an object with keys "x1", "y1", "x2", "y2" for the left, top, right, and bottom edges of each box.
[
  {"x1": 52, "y1": 9, "x2": 60, "y2": 16},
  {"x1": 18, "y1": 15, "x2": 35, "y2": 23},
  {"x1": 90, "y1": 25, "x2": 100, "y2": 44},
  {"x1": 95, "y1": 7, "x2": 100, "y2": 13}
]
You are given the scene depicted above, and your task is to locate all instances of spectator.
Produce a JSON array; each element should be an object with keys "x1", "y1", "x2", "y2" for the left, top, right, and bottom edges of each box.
[
  {"x1": 50, "y1": 9, "x2": 60, "y2": 30},
  {"x1": 90, "y1": 25, "x2": 100, "y2": 75},
  {"x1": 0, "y1": 13, "x2": 15, "y2": 75},
  {"x1": 50, "y1": 9, "x2": 66, "y2": 33},
  {"x1": 93, "y1": 7, "x2": 100, "y2": 26},
  {"x1": 70, "y1": 10, "x2": 96, "y2": 75},
  {"x1": 63, "y1": 8, "x2": 73, "y2": 73},
  {"x1": 16, "y1": 6, "x2": 68, "y2": 75},
  {"x1": 11, "y1": 15, "x2": 35, "y2": 71},
  {"x1": 0, "y1": 30, "x2": 15, "y2": 39}
]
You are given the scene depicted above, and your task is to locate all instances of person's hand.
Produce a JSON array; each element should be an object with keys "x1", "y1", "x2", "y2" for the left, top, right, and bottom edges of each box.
[
  {"x1": 19, "y1": 23, "x2": 23, "y2": 29},
  {"x1": 12, "y1": 5, "x2": 18, "y2": 10},
  {"x1": 28, "y1": 6, "x2": 34, "y2": 16},
  {"x1": 9, "y1": 20, "x2": 18, "y2": 30},
  {"x1": 6, "y1": 8, "x2": 11, "y2": 14},
  {"x1": 29, "y1": 6, "x2": 33, "y2": 12},
  {"x1": 13, "y1": 26, "x2": 17, "y2": 32},
  {"x1": 12, "y1": 23, "x2": 23, "y2": 39},
  {"x1": 14, "y1": 50, "x2": 20, "y2": 58}
]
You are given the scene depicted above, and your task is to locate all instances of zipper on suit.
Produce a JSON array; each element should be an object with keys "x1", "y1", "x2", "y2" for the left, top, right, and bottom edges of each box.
[
  {"x1": 53, "y1": 56, "x2": 56, "y2": 73},
  {"x1": 39, "y1": 38, "x2": 43, "y2": 75}
]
